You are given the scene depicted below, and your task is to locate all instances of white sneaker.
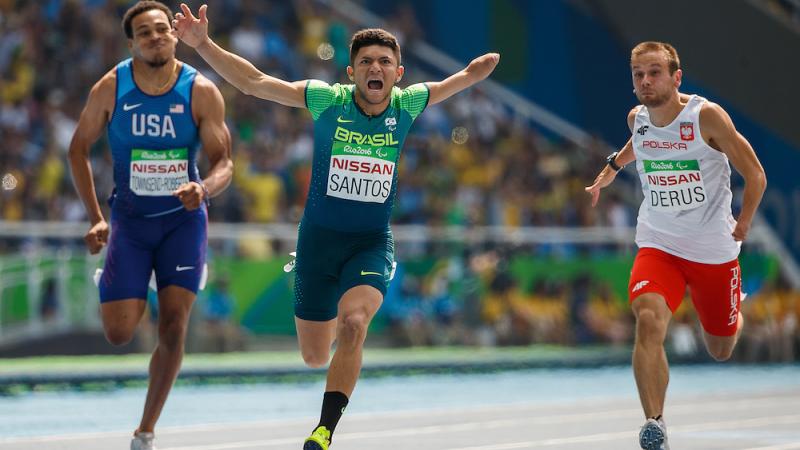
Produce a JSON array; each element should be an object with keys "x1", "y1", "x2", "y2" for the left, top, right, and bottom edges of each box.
[
  {"x1": 639, "y1": 418, "x2": 669, "y2": 450},
  {"x1": 130, "y1": 431, "x2": 156, "y2": 450}
]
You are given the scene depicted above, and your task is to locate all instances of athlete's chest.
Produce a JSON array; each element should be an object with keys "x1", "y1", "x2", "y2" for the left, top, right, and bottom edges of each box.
[
  {"x1": 111, "y1": 93, "x2": 195, "y2": 142},
  {"x1": 325, "y1": 105, "x2": 402, "y2": 147},
  {"x1": 320, "y1": 104, "x2": 405, "y2": 204}
]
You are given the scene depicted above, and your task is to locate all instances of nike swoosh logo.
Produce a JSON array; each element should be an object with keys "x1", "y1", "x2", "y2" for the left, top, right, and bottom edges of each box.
[
  {"x1": 360, "y1": 270, "x2": 382, "y2": 276},
  {"x1": 123, "y1": 103, "x2": 142, "y2": 111},
  {"x1": 337, "y1": 116, "x2": 354, "y2": 123},
  {"x1": 176, "y1": 265, "x2": 195, "y2": 272}
]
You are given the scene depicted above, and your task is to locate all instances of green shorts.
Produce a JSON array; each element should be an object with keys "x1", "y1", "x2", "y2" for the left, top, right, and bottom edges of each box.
[{"x1": 293, "y1": 219, "x2": 394, "y2": 321}]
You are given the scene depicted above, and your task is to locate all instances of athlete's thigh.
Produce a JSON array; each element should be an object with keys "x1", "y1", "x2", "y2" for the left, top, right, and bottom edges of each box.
[
  {"x1": 99, "y1": 216, "x2": 155, "y2": 302},
  {"x1": 338, "y1": 235, "x2": 394, "y2": 300},
  {"x1": 101, "y1": 298, "x2": 147, "y2": 333},
  {"x1": 685, "y1": 257, "x2": 742, "y2": 337},
  {"x1": 294, "y1": 267, "x2": 341, "y2": 321},
  {"x1": 628, "y1": 247, "x2": 687, "y2": 312},
  {"x1": 295, "y1": 316, "x2": 337, "y2": 357},
  {"x1": 293, "y1": 221, "x2": 344, "y2": 322},
  {"x1": 156, "y1": 285, "x2": 197, "y2": 327},
  {"x1": 153, "y1": 209, "x2": 207, "y2": 295}
]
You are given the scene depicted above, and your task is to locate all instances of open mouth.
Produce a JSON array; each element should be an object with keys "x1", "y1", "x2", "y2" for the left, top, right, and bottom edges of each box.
[{"x1": 367, "y1": 79, "x2": 383, "y2": 91}]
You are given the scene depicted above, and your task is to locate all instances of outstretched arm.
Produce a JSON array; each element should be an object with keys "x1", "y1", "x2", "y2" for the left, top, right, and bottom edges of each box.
[
  {"x1": 67, "y1": 74, "x2": 114, "y2": 254},
  {"x1": 585, "y1": 107, "x2": 639, "y2": 207},
  {"x1": 426, "y1": 53, "x2": 500, "y2": 106},
  {"x1": 172, "y1": 3, "x2": 306, "y2": 107},
  {"x1": 173, "y1": 76, "x2": 234, "y2": 210},
  {"x1": 700, "y1": 102, "x2": 767, "y2": 241}
]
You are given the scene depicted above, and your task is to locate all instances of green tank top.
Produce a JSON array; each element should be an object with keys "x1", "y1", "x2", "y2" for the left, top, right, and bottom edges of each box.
[{"x1": 302, "y1": 80, "x2": 429, "y2": 231}]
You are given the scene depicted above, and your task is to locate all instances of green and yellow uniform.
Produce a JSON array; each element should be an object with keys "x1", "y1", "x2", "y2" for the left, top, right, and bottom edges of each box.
[{"x1": 294, "y1": 81, "x2": 429, "y2": 321}]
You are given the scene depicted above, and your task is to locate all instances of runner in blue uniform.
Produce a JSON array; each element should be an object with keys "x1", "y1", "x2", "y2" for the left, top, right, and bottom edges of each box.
[
  {"x1": 174, "y1": 4, "x2": 498, "y2": 448},
  {"x1": 67, "y1": 2, "x2": 232, "y2": 449}
]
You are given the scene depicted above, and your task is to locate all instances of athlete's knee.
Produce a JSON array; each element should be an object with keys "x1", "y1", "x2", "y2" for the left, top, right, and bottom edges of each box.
[
  {"x1": 338, "y1": 312, "x2": 370, "y2": 344},
  {"x1": 634, "y1": 308, "x2": 668, "y2": 345},
  {"x1": 708, "y1": 346, "x2": 734, "y2": 362},
  {"x1": 706, "y1": 337, "x2": 736, "y2": 361},
  {"x1": 301, "y1": 349, "x2": 330, "y2": 368},
  {"x1": 104, "y1": 327, "x2": 136, "y2": 346},
  {"x1": 158, "y1": 315, "x2": 189, "y2": 350}
]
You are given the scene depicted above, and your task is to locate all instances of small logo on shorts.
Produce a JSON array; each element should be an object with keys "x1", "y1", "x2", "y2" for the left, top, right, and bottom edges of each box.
[
  {"x1": 176, "y1": 265, "x2": 195, "y2": 272},
  {"x1": 360, "y1": 270, "x2": 381, "y2": 276},
  {"x1": 632, "y1": 280, "x2": 650, "y2": 292}
]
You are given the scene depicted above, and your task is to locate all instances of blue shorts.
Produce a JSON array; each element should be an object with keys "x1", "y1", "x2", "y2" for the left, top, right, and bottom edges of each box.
[
  {"x1": 99, "y1": 207, "x2": 207, "y2": 302},
  {"x1": 293, "y1": 220, "x2": 394, "y2": 321}
]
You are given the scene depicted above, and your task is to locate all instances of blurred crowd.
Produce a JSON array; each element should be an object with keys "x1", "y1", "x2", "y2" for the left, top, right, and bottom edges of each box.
[
  {"x1": 0, "y1": 0, "x2": 631, "y2": 232},
  {"x1": 383, "y1": 246, "x2": 800, "y2": 362}
]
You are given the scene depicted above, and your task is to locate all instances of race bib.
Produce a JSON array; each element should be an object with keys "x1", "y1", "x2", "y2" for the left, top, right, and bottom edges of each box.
[
  {"x1": 644, "y1": 159, "x2": 707, "y2": 212},
  {"x1": 130, "y1": 148, "x2": 189, "y2": 196},
  {"x1": 326, "y1": 141, "x2": 397, "y2": 203}
]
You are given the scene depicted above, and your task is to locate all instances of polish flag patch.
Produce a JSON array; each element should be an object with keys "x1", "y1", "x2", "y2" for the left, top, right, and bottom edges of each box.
[{"x1": 679, "y1": 122, "x2": 694, "y2": 141}]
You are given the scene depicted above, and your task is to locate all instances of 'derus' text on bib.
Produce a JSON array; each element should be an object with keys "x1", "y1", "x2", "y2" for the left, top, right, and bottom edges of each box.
[
  {"x1": 326, "y1": 141, "x2": 397, "y2": 203},
  {"x1": 644, "y1": 159, "x2": 707, "y2": 212},
  {"x1": 130, "y1": 148, "x2": 189, "y2": 196}
]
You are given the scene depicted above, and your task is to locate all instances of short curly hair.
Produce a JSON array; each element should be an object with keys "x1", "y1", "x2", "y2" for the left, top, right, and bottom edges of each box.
[{"x1": 122, "y1": 1, "x2": 174, "y2": 39}]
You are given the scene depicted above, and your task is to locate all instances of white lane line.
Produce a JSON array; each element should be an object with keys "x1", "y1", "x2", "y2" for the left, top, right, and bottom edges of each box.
[
  {"x1": 447, "y1": 415, "x2": 800, "y2": 450},
  {"x1": 745, "y1": 443, "x2": 800, "y2": 450},
  {"x1": 159, "y1": 410, "x2": 800, "y2": 450}
]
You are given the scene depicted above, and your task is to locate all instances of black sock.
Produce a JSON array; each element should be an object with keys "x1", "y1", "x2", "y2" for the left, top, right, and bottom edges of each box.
[{"x1": 317, "y1": 391, "x2": 349, "y2": 438}]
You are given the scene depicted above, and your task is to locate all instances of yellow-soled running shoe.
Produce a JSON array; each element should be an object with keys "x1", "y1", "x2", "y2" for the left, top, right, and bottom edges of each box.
[{"x1": 303, "y1": 426, "x2": 331, "y2": 450}]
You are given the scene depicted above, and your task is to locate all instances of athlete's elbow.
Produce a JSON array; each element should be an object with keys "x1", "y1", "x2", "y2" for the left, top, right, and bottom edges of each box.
[
  {"x1": 67, "y1": 140, "x2": 88, "y2": 162},
  {"x1": 750, "y1": 170, "x2": 767, "y2": 193},
  {"x1": 237, "y1": 82, "x2": 255, "y2": 97},
  {"x1": 239, "y1": 74, "x2": 267, "y2": 98},
  {"x1": 219, "y1": 163, "x2": 234, "y2": 191}
]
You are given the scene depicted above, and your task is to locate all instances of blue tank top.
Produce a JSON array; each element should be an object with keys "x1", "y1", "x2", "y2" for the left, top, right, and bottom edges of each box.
[{"x1": 107, "y1": 58, "x2": 201, "y2": 218}]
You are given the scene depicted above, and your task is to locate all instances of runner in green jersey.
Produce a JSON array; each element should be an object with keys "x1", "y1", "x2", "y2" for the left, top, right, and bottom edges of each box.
[{"x1": 174, "y1": 4, "x2": 499, "y2": 448}]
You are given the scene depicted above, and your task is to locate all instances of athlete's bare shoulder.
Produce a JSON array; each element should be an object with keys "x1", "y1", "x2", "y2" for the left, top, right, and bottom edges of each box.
[
  {"x1": 698, "y1": 101, "x2": 731, "y2": 129},
  {"x1": 627, "y1": 106, "x2": 642, "y2": 132},
  {"x1": 191, "y1": 71, "x2": 221, "y2": 99},
  {"x1": 190, "y1": 70, "x2": 225, "y2": 123},
  {"x1": 92, "y1": 68, "x2": 117, "y2": 99},
  {"x1": 83, "y1": 67, "x2": 117, "y2": 118},
  {"x1": 699, "y1": 100, "x2": 726, "y2": 117},
  {"x1": 73, "y1": 67, "x2": 117, "y2": 138},
  {"x1": 697, "y1": 100, "x2": 734, "y2": 143},
  {"x1": 192, "y1": 72, "x2": 224, "y2": 99}
]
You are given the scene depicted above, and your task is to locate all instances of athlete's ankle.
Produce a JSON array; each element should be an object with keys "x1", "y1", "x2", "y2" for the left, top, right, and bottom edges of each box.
[{"x1": 317, "y1": 391, "x2": 349, "y2": 439}]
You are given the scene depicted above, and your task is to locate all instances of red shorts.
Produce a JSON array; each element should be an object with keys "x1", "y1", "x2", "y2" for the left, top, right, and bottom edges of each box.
[{"x1": 628, "y1": 247, "x2": 741, "y2": 336}]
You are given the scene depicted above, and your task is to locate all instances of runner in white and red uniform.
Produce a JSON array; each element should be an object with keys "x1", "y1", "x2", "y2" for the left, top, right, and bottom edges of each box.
[{"x1": 585, "y1": 41, "x2": 767, "y2": 450}]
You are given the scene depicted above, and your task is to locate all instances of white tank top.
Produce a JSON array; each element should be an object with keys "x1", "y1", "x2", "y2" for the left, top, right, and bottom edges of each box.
[{"x1": 632, "y1": 95, "x2": 739, "y2": 264}]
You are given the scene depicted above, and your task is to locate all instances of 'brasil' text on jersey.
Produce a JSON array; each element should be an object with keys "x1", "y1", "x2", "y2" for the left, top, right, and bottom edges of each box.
[{"x1": 302, "y1": 81, "x2": 429, "y2": 232}]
